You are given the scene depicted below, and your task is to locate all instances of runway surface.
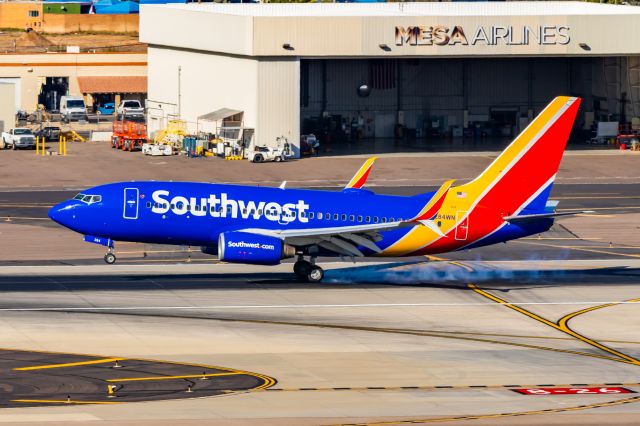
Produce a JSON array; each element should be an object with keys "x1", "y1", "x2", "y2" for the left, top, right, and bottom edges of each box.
[
  {"x1": 1, "y1": 183, "x2": 640, "y2": 424},
  {"x1": 0, "y1": 257, "x2": 639, "y2": 425}
]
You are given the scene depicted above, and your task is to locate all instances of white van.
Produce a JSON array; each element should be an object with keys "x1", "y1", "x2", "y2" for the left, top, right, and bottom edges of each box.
[{"x1": 60, "y1": 95, "x2": 87, "y2": 123}]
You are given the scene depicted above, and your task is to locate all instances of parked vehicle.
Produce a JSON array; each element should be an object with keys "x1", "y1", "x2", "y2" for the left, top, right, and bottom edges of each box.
[
  {"x1": 111, "y1": 113, "x2": 148, "y2": 152},
  {"x1": 60, "y1": 96, "x2": 88, "y2": 123},
  {"x1": 116, "y1": 100, "x2": 144, "y2": 116},
  {"x1": 34, "y1": 126, "x2": 61, "y2": 142},
  {"x1": 300, "y1": 134, "x2": 319, "y2": 156},
  {"x1": 1, "y1": 128, "x2": 36, "y2": 150},
  {"x1": 248, "y1": 136, "x2": 293, "y2": 163},
  {"x1": 97, "y1": 102, "x2": 115, "y2": 115}
]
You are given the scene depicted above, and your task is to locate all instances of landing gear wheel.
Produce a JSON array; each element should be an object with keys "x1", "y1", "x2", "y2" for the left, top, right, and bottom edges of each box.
[
  {"x1": 104, "y1": 253, "x2": 116, "y2": 264},
  {"x1": 307, "y1": 266, "x2": 324, "y2": 283},
  {"x1": 294, "y1": 260, "x2": 312, "y2": 279}
]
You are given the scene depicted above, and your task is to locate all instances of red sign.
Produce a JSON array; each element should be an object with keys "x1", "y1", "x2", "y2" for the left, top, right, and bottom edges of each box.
[{"x1": 514, "y1": 387, "x2": 634, "y2": 395}]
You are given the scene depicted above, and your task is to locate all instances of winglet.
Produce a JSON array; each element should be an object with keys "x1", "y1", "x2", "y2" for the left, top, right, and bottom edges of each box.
[
  {"x1": 344, "y1": 157, "x2": 377, "y2": 190},
  {"x1": 410, "y1": 179, "x2": 455, "y2": 221},
  {"x1": 279, "y1": 181, "x2": 287, "y2": 190}
]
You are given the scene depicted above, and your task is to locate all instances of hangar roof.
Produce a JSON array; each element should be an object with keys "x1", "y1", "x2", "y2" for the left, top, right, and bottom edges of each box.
[
  {"x1": 154, "y1": 2, "x2": 640, "y2": 17},
  {"x1": 140, "y1": 1, "x2": 640, "y2": 58}
]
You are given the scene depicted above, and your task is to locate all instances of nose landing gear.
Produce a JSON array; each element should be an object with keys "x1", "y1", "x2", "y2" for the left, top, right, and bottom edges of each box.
[{"x1": 293, "y1": 255, "x2": 324, "y2": 283}]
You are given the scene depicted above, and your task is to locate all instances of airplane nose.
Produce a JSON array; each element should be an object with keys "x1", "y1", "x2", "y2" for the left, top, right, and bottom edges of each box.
[{"x1": 48, "y1": 200, "x2": 80, "y2": 229}]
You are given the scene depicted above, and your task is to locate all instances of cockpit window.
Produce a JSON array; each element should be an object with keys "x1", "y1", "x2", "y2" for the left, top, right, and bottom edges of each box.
[{"x1": 73, "y1": 193, "x2": 102, "y2": 204}]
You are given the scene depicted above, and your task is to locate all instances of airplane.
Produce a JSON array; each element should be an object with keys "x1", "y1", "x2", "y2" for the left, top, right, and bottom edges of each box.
[{"x1": 49, "y1": 96, "x2": 588, "y2": 283}]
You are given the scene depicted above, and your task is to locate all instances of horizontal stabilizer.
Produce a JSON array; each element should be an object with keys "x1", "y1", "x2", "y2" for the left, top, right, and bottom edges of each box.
[{"x1": 503, "y1": 210, "x2": 595, "y2": 224}]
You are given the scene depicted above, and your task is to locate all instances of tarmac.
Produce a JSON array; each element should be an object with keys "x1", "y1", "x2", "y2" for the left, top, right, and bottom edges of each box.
[{"x1": 0, "y1": 148, "x2": 640, "y2": 424}]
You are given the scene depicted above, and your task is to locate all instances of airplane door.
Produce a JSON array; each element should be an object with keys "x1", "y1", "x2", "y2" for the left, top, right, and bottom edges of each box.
[
  {"x1": 454, "y1": 211, "x2": 469, "y2": 241},
  {"x1": 123, "y1": 188, "x2": 139, "y2": 220}
]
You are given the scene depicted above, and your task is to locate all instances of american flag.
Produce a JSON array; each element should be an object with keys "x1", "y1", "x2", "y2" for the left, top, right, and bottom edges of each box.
[{"x1": 369, "y1": 60, "x2": 396, "y2": 90}]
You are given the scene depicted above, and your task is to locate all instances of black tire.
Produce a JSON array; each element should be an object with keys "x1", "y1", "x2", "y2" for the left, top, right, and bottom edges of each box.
[
  {"x1": 275, "y1": 156, "x2": 282, "y2": 162},
  {"x1": 293, "y1": 260, "x2": 312, "y2": 278},
  {"x1": 104, "y1": 253, "x2": 116, "y2": 264},
  {"x1": 12, "y1": 143, "x2": 17, "y2": 150},
  {"x1": 307, "y1": 266, "x2": 324, "y2": 283},
  {"x1": 253, "y1": 153, "x2": 264, "y2": 163}
]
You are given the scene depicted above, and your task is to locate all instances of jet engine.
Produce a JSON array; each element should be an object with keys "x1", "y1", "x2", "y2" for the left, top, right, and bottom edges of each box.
[{"x1": 218, "y1": 231, "x2": 295, "y2": 265}]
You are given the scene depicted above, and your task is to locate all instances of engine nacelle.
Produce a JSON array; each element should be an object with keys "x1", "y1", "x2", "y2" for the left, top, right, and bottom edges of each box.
[{"x1": 218, "y1": 231, "x2": 295, "y2": 265}]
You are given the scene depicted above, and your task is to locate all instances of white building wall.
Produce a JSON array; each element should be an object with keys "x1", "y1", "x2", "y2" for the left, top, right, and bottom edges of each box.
[
  {"x1": 256, "y1": 58, "x2": 300, "y2": 154},
  {"x1": 147, "y1": 46, "x2": 259, "y2": 135}
]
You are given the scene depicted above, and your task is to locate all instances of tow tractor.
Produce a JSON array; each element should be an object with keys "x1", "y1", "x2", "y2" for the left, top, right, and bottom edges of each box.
[
  {"x1": 248, "y1": 136, "x2": 293, "y2": 163},
  {"x1": 111, "y1": 113, "x2": 148, "y2": 151}
]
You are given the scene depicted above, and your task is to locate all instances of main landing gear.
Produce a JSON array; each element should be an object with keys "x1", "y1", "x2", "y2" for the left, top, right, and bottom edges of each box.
[
  {"x1": 294, "y1": 255, "x2": 324, "y2": 283},
  {"x1": 104, "y1": 247, "x2": 116, "y2": 264}
]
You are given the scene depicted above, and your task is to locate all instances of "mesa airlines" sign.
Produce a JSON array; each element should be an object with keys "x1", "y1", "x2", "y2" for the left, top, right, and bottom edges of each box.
[{"x1": 395, "y1": 25, "x2": 570, "y2": 47}]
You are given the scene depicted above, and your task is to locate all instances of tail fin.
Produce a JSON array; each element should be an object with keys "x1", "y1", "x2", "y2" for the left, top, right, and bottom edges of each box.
[{"x1": 455, "y1": 96, "x2": 581, "y2": 216}]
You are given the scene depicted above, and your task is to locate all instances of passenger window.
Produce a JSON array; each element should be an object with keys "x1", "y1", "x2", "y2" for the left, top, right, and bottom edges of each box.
[
  {"x1": 333, "y1": 214, "x2": 339, "y2": 220},
  {"x1": 309, "y1": 212, "x2": 315, "y2": 219},
  {"x1": 146, "y1": 202, "x2": 151, "y2": 208},
  {"x1": 341, "y1": 214, "x2": 347, "y2": 221},
  {"x1": 171, "y1": 204, "x2": 175, "y2": 209},
  {"x1": 258, "y1": 210, "x2": 263, "y2": 216},
  {"x1": 301, "y1": 212, "x2": 306, "y2": 218},
  {"x1": 374, "y1": 217, "x2": 379, "y2": 223},
  {"x1": 357, "y1": 215, "x2": 363, "y2": 222},
  {"x1": 242, "y1": 209, "x2": 247, "y2": 214},
  {"x1": 250, "y1": 209, "x2": 255, "y2": 215},
  {"x1": 382, "y1": 217, "x2": 387, "y2": 223},
  {"x1": 366, "y1": 216, "x2": 371, "y2": 223},
  {"x1": 349, "y1": 215, "x2": 355, "y2": 221},
  {"x1": 390, "y1": 217, "x2": 395, "y2": 222},
  {"x1": 317, "y1": 213, "x2": 323, "y2": 219}
]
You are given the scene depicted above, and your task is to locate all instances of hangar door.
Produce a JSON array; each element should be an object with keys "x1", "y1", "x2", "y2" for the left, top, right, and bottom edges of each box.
[{"x1": 300, "y1": 57, "x2": 613, "y2": 153}]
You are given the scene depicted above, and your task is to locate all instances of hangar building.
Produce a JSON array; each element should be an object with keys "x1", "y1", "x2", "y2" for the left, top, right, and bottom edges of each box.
[{"x1": 140, "y1": 2, "x2": 640, "y2": 155}]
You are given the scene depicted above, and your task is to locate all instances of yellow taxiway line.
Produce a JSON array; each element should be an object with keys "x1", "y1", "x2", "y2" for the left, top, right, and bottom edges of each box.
[
  {"x1": 12, "y1": 399, "x2": 121, "y2": 405},
  {"x1": 14, "y1": 358, "x2": 125, "y2": 371},
  {"x1": 107, "y1": 372, "x2": 241, "y2": 382},
  {"x1": 468, "y1": 284, "x2": 640, "y2": 366}
]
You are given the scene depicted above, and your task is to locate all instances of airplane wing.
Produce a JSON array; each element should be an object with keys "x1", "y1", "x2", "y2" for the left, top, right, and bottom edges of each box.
[
  {"x1": 238, "y1": 179, "x2": 457, "y2": 257},
  {"x1": 344, "y1": 157, "x2": 377, "y2": 190},
  {"x1": 503, "y1": 210, "x2": 595, "y2": 223},
  {"x1": 239, "y1": 221, "x2": 411, "y2": 257}
]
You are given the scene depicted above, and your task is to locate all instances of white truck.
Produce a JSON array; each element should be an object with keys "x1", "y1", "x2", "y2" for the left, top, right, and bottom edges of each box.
[
  {"x1": 116, "y1": 100, "x2": 144, "y2": 115},
  {"x1": 1, "y1": 128, "x2": 36, "y2": 150},
  {"x1": 60, "y1": 95, "x2": 88, "y2": 123}
]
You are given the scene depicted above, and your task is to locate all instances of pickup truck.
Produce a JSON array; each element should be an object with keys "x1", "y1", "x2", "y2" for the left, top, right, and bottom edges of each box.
[
  {"x1": 1, "y1": 128, "x2": 36, "y2": 150},
  {"x1": 116, "y1": 100, "x2": 144, "y2": 116}
]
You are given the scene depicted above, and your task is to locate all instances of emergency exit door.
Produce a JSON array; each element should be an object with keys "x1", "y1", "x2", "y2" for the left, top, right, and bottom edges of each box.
[
  {"x1": 454, "y1": 211, "x2": 469, "y2": 241},
  {"x1": 123, "y1": 188, "x2": 139, "y2": 219}
]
